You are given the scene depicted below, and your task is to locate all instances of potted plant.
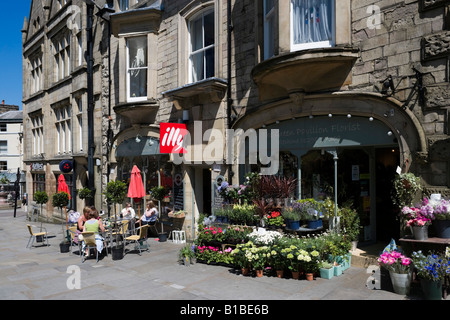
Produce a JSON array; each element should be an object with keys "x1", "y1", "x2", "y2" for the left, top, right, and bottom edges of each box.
[
  {"x1": 281, "y1": 205, "x2": 301, "y2": 230},
  {"x1": 33, "y1": 190, "x2": 49, "y2": 240},
  {"x1": 378, "y1": 250, "x2": 412, "y2": 295},
  {"x1": 179, "y1": 244, "x2": 196, "y2": 266},
  {"x1": 52, "y1": 191, "x2": 70, "y2": 253},
  {"x1": 411, "y1": 250, "x2": 449, "y2": 300},
  {"x1": 339, "y1": 206, "x2": 361, "y2": 250},
  {"x1": 319, "y1": 261, "x2": 334, "y2": 279},
  {"x1": 263, "y1": 210, "x2": 284, "y2": 229},
  {"x1": 104, "y1": 180, "x2": 127, "y2": 260},
  {"x1": 391, "y1": 172, "x2": 422, "y2": 210},
  {"x1": 77, "y1": 187, "x2": 93, "y2": 201},
  {"x1": 298, "y1": 199, "x2": 323, "y2": 229}
]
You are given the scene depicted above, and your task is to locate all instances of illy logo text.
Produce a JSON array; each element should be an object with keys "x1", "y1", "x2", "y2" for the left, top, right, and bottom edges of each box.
[{"x1": 160, "y1": 123, "x2": 187, "y2": 154}]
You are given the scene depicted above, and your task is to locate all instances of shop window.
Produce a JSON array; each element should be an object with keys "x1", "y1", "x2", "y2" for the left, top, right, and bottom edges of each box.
[
  {"x1": 189, "y1": 9, "x2": 215, "y2": 83},
  {"x1": 32, "y1": 173, "x2": 46, "y2": 198},
  {"x1": 290, "y1": 0, "x2": 335, "y2": 51},
  {"x1": 127, "y1": 36, "x2": 148, "y2": 102}
]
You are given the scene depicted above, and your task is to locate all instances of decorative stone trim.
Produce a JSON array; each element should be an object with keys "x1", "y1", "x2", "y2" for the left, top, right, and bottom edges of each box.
[{"x1": 422, "y1": 31, "x2": 450, "y2": 61}]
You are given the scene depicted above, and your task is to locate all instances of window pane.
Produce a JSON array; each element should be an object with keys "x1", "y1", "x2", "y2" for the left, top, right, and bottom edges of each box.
[
  {"x1": 129, "y1": 70, "x2": 147, "y2": 98},
  {"x1": 128, "y1": 37, "x2": 147, "y2": 68},
  {"x1": 191, "y1": 51, "x2": 204, "y2": 82},
  {"x1": 190, "y1": 18, "x2": 203, "y2": 52},
  {"x1": 205, "y1": 47, "x2": 215, "y2": 78},
  {"x1": 204, "y1": 12, "x2": 215, "y2": 47},
  {"x1": 292, "y1": 0, "x2": 333, "y2": 45}
]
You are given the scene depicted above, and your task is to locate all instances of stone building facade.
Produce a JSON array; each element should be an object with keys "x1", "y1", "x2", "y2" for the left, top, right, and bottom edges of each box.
[{"x1": 22, "y1": 0, "x2": 450, "y2": 242}]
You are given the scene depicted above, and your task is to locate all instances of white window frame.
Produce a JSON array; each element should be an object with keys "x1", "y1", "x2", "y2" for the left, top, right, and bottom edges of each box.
[
  {"x1": 290, "y1": 0, "x2": 335, "y2": 52},
  {"x1": 188, "y1": 9, "x2": 215, "y2": 83},
  {"x1": 31, "y1": 114, "x2": 44, "y2": 156},
  {"x1": 126, "y1": 36, "x2": 148, "y2": 102},
  {"x1": 53, "y1": 32, "x2": 71, "y2": 82},
  {"x1": 55, "y1": 106, "x2": 72, "y2": 155},
  {"x1": 75, "y1": 98, "x2": 83, "y2": 152}
]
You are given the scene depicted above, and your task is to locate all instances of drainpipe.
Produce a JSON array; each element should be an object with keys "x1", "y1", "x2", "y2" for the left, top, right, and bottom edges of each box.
[
  {"x1": 86, "y1": 3, "x2": 95, "y2": 202},
  {"x1": 227, "y1": 0, "x2": 233, "y2": 183}
]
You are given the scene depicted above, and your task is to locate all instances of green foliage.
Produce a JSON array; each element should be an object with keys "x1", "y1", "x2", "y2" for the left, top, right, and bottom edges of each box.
[
  {"x1": 52, "y1": 192, "x2": 69, "y2": 209},
  {"x1": 150, "y1": 186, "x2": 168, "y2": 201},
  {"x1": 339, "y1": 205, "x2": 361, "y2": 242},
  {"x1": 34, "y1": 191, "x2": 49, "y2": 205},
  {"x1": 77, "y1": 187, "x2": 93, "y2": 199},
  {"x1": 104, "y1": 180, "x2": 127, "y2": 205},
  {"x1": 392, "y1": 172, "x2": 422, "y2": 209}
]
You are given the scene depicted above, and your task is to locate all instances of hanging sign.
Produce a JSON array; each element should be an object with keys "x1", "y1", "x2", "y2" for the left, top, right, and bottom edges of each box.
[{"x1": 59, "y1": 160, "x2": 73, "y2": 173}]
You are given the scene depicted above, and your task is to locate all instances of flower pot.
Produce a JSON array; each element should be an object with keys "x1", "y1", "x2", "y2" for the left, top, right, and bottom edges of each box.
[
  {"x1": 183, "y1": 257, "x2": 191, "y2": 267},
  {"x1": 412, "y1": 225, "x2": 428, "y2": 240},
  {"x1": 276, "y1": 270, "x2": 284, "y2": 278},
  {"x1": 112, "y1": 246, "x2": 124, "y2": 260},
  {"x1": 333, "y1": 265, "x2": 343, "y2": 276},
  {"x1": 241, "y1": 267, "x2": 250, "y2": 276},
  {"x1": 433, "y1": 219, "x2": 450, "y2": 238},
  {"x1": 389, "y1": 271, "x2": 411, "y2": 295},
  {"x1": 158, "y1": 233, "x2": 168, "y2": 242},
  {"x1": 420, "y1": 279, "x2": 442, "y2": 300},
  {"x1": 305, "y1": 273, "x2": 314, "y2": 281},
  {"x1": 256, "y1": 269, "x2": 264, "y2": 277},
  {"x1": 289, "y1": 220, "x2": 300, "y2": 230},
  {"x1": 59, "y1": 242, "x2": 70, "y2": 253},
  {"x1": 291, "y1": 271, "x2": 300, "y2": 279},
  {"x1": 319, "y1": 267, "x2": 334, "y2": 280},
  {"x1": 307, "y1": 219, "x2": 323, "y2": 229}
]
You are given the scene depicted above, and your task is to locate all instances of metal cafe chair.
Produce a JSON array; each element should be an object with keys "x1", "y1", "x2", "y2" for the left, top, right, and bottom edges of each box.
[
  {"x1": 125, "y1": 225, "x2": 149, "y2": 256},
  {"x1": 26, "y1": 224, "x2": 49, "y2": 249}
]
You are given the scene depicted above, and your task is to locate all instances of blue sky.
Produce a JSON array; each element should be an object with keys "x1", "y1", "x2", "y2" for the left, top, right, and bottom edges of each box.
[{"x1": 0, "y1": 1, "x2": 32, "y2": 109}]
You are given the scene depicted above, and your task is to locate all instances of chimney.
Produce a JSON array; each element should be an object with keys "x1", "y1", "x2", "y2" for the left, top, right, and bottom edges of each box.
[{"x1": 1, "y1": 100, "x2": 4, "y2": 105}]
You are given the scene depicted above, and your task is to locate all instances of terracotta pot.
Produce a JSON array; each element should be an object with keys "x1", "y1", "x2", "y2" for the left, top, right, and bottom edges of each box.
[
  {"x1": 291, "y1": 271, "x2": 300, "y2": 280},
  {"x1": 256, "y1": 269, "x2": 264, "y2": 277},
  {"x1": 241, "y1": 268, "x2": 250, "y2": 276},
  {"x1": 306, "y1": 273, "x2": 314, "y2": 281},
  {"x1": 276, "y1": 270, "x2": 284, "y2": 278}
]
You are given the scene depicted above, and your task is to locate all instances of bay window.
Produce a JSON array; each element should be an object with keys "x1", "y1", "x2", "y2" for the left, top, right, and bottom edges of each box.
[
  {"x1": 127, "y1": 36, "x2": 148, "y2": 101},
  {"x1": 189, "y1": 9, "x2": 215, "y2": 83}
]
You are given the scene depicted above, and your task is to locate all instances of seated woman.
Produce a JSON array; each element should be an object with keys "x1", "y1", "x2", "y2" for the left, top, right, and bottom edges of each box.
[
  {"x1": 82, "y1": 208, "x2": 106, "y2": 255},
  {"x1": 139, "y1": 200, "x2": 158, "y2": 226}
]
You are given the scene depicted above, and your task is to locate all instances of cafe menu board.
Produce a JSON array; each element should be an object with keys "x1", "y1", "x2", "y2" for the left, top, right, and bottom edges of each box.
[{"x1": 173, "y1": 173, "x2": 184, "y2": 211}]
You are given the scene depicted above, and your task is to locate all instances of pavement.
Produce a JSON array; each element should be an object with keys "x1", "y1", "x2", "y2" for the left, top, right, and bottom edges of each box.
[{"x1": 0, "y1": 207, "x2": 446, "y2": 309}]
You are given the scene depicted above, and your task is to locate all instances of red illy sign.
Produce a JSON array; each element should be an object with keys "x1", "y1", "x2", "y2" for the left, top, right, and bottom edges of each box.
[{"x1": 160, "y1": 123, "x2": 188, "y2": 154}]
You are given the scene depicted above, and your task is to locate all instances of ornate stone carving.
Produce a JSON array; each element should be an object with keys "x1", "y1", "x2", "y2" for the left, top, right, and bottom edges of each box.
[{"x1": 422, "y1": 31, "x2": 450, "y2": 61}]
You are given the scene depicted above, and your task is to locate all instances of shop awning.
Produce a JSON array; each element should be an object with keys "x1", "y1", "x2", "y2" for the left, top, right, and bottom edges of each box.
[{"x1": 116, "y1": 137, "x2": 161, "y2": 158}]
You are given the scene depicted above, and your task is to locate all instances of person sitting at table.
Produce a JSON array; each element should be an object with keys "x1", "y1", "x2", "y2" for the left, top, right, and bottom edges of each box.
[
  {"x1": 139, "y1": 200, "x2": 158, "y2": 226},
  {"x1": 121, "y1": 202, "x2": 136, "y2": 219},
  {"x1": 77, "y1": 206, "x2": 91, "y2": 232},
  {"x1": 82, "y1": 207, "x2": 106, "y2": 256}
]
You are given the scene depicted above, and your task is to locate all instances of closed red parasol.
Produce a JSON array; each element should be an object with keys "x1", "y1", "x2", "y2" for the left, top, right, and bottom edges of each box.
[
  {"x1": 58, "y1": 174, "x2": 71, "y2": 199},
  {"x1": 128, "y1": 165, "x2": 146, "y2": 226}
]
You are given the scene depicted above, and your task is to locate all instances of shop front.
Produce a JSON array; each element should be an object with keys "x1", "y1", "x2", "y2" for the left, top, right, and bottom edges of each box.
[{"x1": 233, "y1": 93, "x2": 427, "y2": 243}]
